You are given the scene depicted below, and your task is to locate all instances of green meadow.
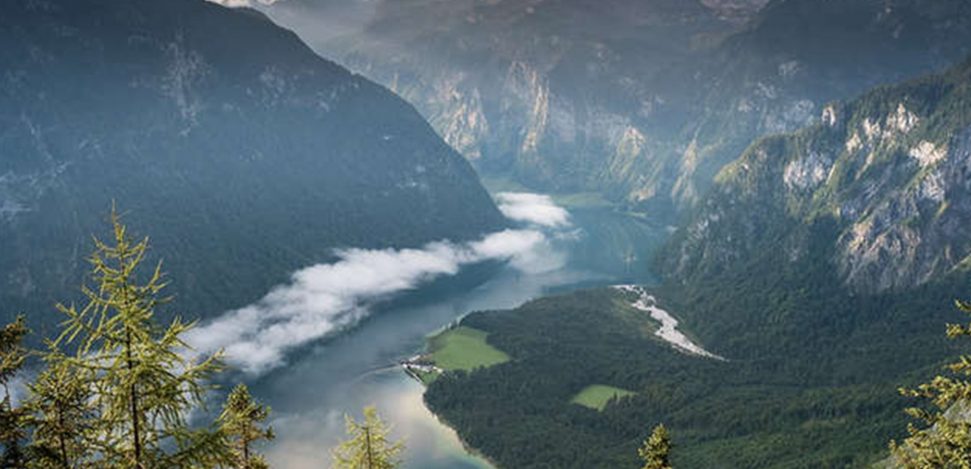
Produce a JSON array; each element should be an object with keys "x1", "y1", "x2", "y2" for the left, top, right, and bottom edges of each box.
[
  {"x1": 428, "y1": 326, "x2": 510, "y2": 371},
  {"x1": 570, "y1": 384, "x2": 636, "y2": 411}
]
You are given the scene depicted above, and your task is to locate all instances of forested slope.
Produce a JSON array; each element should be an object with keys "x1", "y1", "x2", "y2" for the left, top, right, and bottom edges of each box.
[{"x1": 0, "y1": 0, "x2": 506, "y2": 326}]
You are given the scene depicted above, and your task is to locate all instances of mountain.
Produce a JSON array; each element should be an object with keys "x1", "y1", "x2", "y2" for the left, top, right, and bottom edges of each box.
[
  {"x1": 263, "y1": 0, "x2": 744, "y2": 215},
  {"x1": 676, "y1": 0, "x2": 971, "y2": 206},
  {"x1": 652, "y1": 53, "x2": 971, "y2": 366},
  {"x1": 662, "y1": 55, "x2": 971, "y2": 294},
  {"x1": 417, "y1": 59, "x2": 971, "y2": 468},
  {"x1": 262, "y1": 0, "x2": 971, "y2": 217},
  {"x1": 0, "y1": 0, "x2": 506, "y2": 326}
]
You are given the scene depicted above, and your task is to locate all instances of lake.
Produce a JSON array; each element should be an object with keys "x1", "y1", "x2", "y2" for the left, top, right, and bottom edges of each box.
[{"x1": 251, "y1": 205, "x2": 667, "y2": 468}]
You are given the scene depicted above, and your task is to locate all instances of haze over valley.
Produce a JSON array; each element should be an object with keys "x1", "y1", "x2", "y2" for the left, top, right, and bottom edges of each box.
[{"x1": 3, "y1": 0, "x2": 971, "y2": 468}]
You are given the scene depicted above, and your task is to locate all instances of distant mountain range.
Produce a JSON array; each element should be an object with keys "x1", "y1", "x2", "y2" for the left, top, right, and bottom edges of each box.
[
  {"x1": 0, "y1": 0, "x2": 505, "y2": 327},
  {"x1": 263, "y1": 0, "x2": 971, "y2": 218}
]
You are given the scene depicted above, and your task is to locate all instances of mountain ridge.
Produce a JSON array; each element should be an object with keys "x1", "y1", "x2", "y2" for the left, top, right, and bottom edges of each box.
[
  {"x1": 662, "y1": 55, "x2": 971, "y2": 294},
  {"x1": 0, "y1": 0, "x2": 506, "y2": 326},
  {"x1": 263, "y1": 0, "x2": 971, "y2": 218}
]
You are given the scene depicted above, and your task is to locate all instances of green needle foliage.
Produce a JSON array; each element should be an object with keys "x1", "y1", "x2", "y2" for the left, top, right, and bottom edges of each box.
[
  {"x1": 25, "y1": 346, "x2": 97, "y2": 468},
  {"x1": 218, "y1": 383, "x2": 274, "y2": 469},
  {"x1": 891, "y1": 298, "x2": 971, "y2": 467},
  {"x1": 332, "y1": 406, "x2": 404, "y2": 469},
  {"x1": 54, "y1": 210, "x2": 229, "y2": 468},
  {"x1": 0, "y1": 210, "x2": 286, "y2": 468},
  {"x1": 0, "y1": 316, "x2": 29, "y2": 467},
  {"x1": 639, "y1": 424, "x2": 673, "y2": 469}
]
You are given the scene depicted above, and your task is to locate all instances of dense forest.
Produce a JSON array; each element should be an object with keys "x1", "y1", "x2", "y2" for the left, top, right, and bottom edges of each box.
[{"x1": 424, "y1": 271, "x2": 971, "y2": 467}]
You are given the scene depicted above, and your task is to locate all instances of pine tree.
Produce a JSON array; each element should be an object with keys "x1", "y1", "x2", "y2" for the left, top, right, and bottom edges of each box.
[
  {"x1": 890, "y1": 298, "x2": 971, "y2": 467},
  {"x1": 639, "y1": 424, "x2": 672, "y2": 469},
  {"x1": 24, "y1": 345, "x2": 97, "y2": 469},
  {"x1": 332, "y1": 406, "x2": 404, "y2": 469},
  {"x1": 0, "y1": 317, "x2": 29, "y2": 468},
  {"x1": 218, "y1": 383, "x2": 274, "y2": 469},
  {"x1": 55, "y1": 210, "x2": 230, "y2": 468}
]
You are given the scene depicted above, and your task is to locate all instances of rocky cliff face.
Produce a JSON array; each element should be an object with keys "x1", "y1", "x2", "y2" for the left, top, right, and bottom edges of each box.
[
  {"x1": 263, "y1": 0, "x2": 740, "y2": 213},
  {"x1": 0, "y1": 0, "x2": 506, "y2": 322},
  {"x1": 263, "y1": 0, "x2": 971, "y2": 217},
  {"x1": 662, "y1": 57, "x2": 971, "y2": 293},
  {"x1": 674, "y1": 0, "x2": 971, "y2": 208}
]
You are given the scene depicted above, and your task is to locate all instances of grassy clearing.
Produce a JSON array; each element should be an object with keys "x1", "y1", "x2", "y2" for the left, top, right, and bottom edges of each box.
[
  {"x1": 570, "y1": 384, "x2": 636, "y2": 411},
  {"x1": 428, "y1": 326, "x2": 510, "y2": 371},
  {"x1": 415, "y1": 369, "x2": 441, "y2": 385}
]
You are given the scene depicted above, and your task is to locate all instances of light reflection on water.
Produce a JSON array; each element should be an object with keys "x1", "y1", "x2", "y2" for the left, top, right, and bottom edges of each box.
[
  {"x1": 267, "y1": 370, "x2": 491, "y2": 469},
  {"x1": 254, "y1": 208, "x2": 664, "y2": 468},
  {"x1": 256, "y1": 267, "x2": 594, "y2": 468}
]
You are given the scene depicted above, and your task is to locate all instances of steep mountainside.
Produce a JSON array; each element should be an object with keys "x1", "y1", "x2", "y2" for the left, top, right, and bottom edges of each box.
[
  {"x1": 420, "y1": 59, "x2": 971, "y2": 468},
  {"x1": 263, "y1": 0, "x2": 971, "y2": 216},
  {"x1": 677, "y1": 0, "x2": 971, "y2": 205},
  {"x1": 663, "y1": 56, "x2": 971, "y2": 294},
  {"x1": 0, "y1": 0, "x2": 506, "y2": 325},
  {"x1": 264, "y1": 0, "x2": 744, "y2": 214}
]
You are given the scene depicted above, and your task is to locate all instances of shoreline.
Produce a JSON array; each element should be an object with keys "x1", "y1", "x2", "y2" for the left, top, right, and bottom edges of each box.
[
  {"x1": 399, "y1": 321, "x2": 499, "y2": 468},
  {"x1": 397, "y1": 359, "x2": 499, "y2": 469},
  {"x1": 398, "y1": 283, "x2": 714, "y2": 469},
  {"x1": 422, "y1": 396, "x2": 501, "y2": 469}
]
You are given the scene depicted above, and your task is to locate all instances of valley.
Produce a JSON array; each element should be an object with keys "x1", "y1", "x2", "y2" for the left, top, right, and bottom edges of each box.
[
  {"x1": 410, "y1": 39, "x2": 971, "y2": 469},
  {"x1": 4, "y1": 0, "x2": 971, "y2": 467},
  {"x1": 247, "y1": 195, "x2": 669, "y2": 468},
  {"x1": 262, "y1": 0, "x2": 971, "y2": 214}
]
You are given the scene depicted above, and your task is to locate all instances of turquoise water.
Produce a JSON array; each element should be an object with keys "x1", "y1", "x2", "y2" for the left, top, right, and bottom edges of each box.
[{"x1": 253, "y1": 207, "x2": 666, "y2": 468}]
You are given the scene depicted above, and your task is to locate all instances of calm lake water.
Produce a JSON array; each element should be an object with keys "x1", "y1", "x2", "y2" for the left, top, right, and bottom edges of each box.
[{"x1": 251, "y1": 206, "x2": 666, "y2": 468}]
